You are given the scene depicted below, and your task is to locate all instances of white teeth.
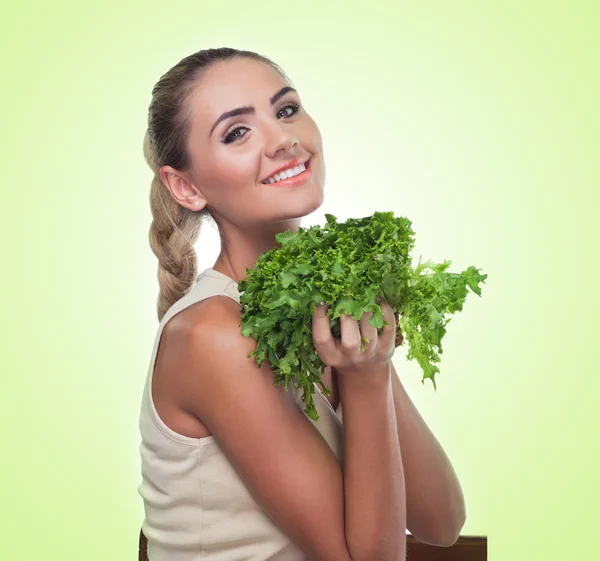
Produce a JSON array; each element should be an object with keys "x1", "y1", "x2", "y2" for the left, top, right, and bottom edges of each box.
[{"x1": 263, "y1": 163, "x2": 306, "y2": 184}]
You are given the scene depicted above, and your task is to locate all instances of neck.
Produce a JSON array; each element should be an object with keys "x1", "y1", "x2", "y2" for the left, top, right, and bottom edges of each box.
[{"x1": 213, "y1": 218, "x2": 302, "y2": 283}]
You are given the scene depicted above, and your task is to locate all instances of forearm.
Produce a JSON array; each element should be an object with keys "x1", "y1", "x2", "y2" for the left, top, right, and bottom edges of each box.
[
  {"x1": 390, "y1": 362, "x2": 466, "y2": 546},
  {"x1": 339, "y1": 362, "x2": 406, "y2": 561}
]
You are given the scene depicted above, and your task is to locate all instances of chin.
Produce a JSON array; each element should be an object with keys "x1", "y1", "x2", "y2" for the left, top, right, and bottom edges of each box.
[{"x1": 277, "y1": 190, "x2": 323, "y2": 223}]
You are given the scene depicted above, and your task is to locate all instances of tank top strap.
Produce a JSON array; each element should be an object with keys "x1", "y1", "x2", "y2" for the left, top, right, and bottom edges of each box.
[
  {"x1": 158, "y1": 268, "x2": 240, "y2": 327},
  {"x1": 191, "y1": 267, "x2": 241, "y2": 307}
]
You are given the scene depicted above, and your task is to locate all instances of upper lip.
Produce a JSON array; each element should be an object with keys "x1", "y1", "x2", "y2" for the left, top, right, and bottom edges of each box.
[{"x1": 261, "y1": 157, "x2": 310, "y2": 183}]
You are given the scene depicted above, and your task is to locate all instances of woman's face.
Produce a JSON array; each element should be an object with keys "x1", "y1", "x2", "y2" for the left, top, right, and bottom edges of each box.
[{"x1": 175, "y1": 57, "x2": 326, "y2": 228}]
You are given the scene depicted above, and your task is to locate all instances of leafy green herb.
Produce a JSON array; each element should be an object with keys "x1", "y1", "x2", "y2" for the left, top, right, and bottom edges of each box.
[{"x1": 237, "y1": 211, "x2": 487, "y2": 421}]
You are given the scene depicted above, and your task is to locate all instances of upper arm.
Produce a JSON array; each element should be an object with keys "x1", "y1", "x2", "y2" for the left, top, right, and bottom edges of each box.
[{"x1": 179, "y1": 297, "x2": 353, "y2": 561}]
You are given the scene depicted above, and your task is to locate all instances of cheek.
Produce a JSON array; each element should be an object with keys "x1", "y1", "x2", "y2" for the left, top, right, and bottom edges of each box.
[
  {"x1": 304, "y1": 118, "x2": 325, "y2": 170},
  {"x1": 307, "y1": 122, "x2": 324, "y2": 157},
  {"x1": 213, "y1": 154, "x2": 258, "y2": 186}
]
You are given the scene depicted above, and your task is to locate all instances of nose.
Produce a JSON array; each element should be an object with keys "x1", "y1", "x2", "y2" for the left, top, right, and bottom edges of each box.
[{"x1": 263, "y1": 120, "x2": 299, "y2": 157}]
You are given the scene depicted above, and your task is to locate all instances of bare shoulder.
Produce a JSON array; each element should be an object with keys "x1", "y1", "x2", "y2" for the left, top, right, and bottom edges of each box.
[
  {"x1": 150, "y1": 296, "x2": 241, "y2": 440},
  {"x1": 178, "y1": 294, "x2": 297, "y2": 410},
  {"x1": 160, "y1": 295, "x2": 241, "y2": 367},
  {"x1": 194, "y1": 294, "x2": 244, "y2": 332},
  {"x1": 164, "y1": 294, "x2": 248, "y2": 397}
]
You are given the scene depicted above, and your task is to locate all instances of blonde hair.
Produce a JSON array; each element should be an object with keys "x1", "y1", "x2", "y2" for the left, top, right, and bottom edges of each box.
[{"x1": 143, "y1": 48, "x2": 290, "y2": 321}]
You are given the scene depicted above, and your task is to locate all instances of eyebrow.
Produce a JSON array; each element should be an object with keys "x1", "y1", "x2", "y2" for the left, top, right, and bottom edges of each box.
[{"x1": 209, "y1": 86, "x2": 297, "y2": 138}]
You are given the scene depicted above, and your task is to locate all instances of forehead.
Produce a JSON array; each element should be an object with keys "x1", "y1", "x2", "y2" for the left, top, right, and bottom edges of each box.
[{"x1": 188, "y1": 58, "x2": 288, "y2": 129}]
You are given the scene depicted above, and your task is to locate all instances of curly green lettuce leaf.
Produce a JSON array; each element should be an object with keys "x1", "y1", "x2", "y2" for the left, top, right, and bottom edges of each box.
[{"x1": 236, "y1": 211, "x2": 487, "y2": 421}]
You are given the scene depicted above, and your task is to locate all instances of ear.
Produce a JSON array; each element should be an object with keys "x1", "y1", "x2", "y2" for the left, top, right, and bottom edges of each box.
[{"x1": 159, "y1": 165, "x2": 208, "y2": 211}]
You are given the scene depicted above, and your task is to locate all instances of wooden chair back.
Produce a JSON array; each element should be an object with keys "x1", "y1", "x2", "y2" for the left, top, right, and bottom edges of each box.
[{"x1": 138, "y1": 528, "x2": 487, "y2": 560}]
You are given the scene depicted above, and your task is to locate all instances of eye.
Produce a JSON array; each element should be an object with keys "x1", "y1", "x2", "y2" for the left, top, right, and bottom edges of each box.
[
  {"x1": 277, "y1": 102, "x2": 301, "y2": 119},
  {"x1": 221, "y1": 102, "x2": 302, "y2": 145},
  {"x1": 222, "y1": 125, "x2": 248, "y2": 145}
]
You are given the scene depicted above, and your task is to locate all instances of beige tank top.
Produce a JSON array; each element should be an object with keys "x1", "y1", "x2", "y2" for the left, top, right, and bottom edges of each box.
[{"x1": 137, "y1": 268, "x2": 344, "y2": 560}]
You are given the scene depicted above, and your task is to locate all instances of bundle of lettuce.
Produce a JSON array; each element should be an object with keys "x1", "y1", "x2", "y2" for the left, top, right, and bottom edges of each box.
[{"x1": 237, "y1": 211, "x2": 487, "y2": 421}]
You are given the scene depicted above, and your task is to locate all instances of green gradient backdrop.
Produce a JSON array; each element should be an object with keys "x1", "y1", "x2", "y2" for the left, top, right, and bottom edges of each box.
[{"x1": 1, "y1": 1, "x2": 597, "y2": 559}]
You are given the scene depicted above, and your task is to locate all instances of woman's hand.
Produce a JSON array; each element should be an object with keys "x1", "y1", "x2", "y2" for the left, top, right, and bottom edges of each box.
[{"x1": 311, "y1": 299, "x2": 397, "y2": 377}]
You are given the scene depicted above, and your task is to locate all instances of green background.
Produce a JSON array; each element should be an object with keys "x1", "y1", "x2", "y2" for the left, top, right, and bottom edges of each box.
[{"x1": 1, "y1": 0, "x2": 597, "y2": 559}]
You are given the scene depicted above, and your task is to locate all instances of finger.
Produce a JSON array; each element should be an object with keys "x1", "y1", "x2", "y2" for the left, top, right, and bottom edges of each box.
[
  {"x1": 311, "y1": 303, "x2": 335, "y2": 357},
  {"x1": 359, "y1": 310, "x2": 378, "y2": 351},
  {"x1": 339, "y1": 313, "x2": 361, "y2": 353},
  {"x1": 378, "y1": 300, "x2": 397, "y2": 349}
]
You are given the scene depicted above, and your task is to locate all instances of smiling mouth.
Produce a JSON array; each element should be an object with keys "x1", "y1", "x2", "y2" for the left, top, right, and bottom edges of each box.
[{"x1": 261, "y1": 158, "x2": 311, "y2": 185}]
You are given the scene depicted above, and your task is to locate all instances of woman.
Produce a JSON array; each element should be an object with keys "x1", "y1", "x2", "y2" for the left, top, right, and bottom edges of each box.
[{"x1": 138, "y1": 47, "x2": 406, "y2": 560}]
